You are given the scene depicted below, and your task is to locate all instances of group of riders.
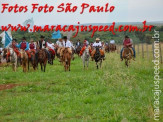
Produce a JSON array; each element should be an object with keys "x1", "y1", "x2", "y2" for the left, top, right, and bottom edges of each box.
[{"x1": 0, "y1": 35, "x2": 136, "y2": 65}]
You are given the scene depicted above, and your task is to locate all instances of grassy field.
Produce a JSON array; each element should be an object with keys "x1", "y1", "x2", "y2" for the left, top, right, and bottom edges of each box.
[{"x1": 0, "y1": 53, "x2": 162, "y2": 121}]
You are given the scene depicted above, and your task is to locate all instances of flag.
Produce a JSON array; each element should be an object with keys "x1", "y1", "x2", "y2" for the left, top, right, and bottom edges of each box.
[
  {"x1": 52, "y1": 30, "x2": 61, "y2": 39},
  {"x1": 4, "y1": 31, "x2": 12, "y2": 48},
  {"x1": 23, "y1": 18, "x2": 34, "y2": 32},
  {"x1": 0, "y1": 31, "x2": 12, "y2": 48}
]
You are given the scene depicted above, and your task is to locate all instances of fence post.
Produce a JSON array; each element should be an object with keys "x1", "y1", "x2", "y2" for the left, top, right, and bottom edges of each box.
[
  {"x1": 146, "y1": 43, "x2": 149, "y2": 60},
  {"x1": 142, "y1": 43, "x2": 144, "y2": 58},
  {"x1": 137, "y1": 43, "x2": 139, "y2": 56}
]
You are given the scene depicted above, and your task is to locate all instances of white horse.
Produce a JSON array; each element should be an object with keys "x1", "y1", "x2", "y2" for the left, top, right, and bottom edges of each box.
[
  {"x1": 81, "y1": 46, "x2": 90, "y2": 69},
  {"x1": 8, "y1": 48, "x2": 18, "y2": 71}
]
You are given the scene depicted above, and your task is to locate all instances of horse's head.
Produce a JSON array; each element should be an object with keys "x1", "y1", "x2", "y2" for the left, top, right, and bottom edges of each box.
[
  {"x1": 8, "y1": 48, "x2": 14, "y2": 55},
  {"x1": 123, "y1": 47, "x2": 132, "y2": 59},
  {"x1": 20, "y1": 49, "x2": 26, "y2": 59},
  {"x1": 63, "y1": 48, "x2": 69, "y2": 53},
  {"x1": 95, "y1": 46, "x2": 100, "y2": 53},
  {"x1": 84, "y1": 47, "x2": 90, "y2": 57},
  {"x1": 2, "y1": 48, "x2": 7, "y2": 59}
]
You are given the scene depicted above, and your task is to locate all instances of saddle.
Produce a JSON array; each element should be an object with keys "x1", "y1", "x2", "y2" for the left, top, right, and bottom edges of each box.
[{"x1": 122, "y1": 47, "x2": 134, "y2": 58}]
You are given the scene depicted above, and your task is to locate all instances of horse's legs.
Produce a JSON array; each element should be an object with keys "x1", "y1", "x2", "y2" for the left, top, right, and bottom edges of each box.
[
  {"x1": 96, "y1": 62, "x2": 98, "y2": 69},
  {"x1": 40, "y1": 63, "x2": 43, "y2": 71},
  {"x1": 44, "y1": 64, "x2": 46, "y2": 72},
  {"x1": 69, "y1": 61, "x2": 71, "y2": 71},
  {"x1": 28, "y1": 60, "x2": 30, "y2": 71},
  {"x1": 87, "y1": 60, "x2": 89, "y2": 69},
  {"x1": 83, "y1": 60, "x2": 85, "y2": 69},
  {"x1": 100, "y1": 60, "x2": 102, "y2": 68}
]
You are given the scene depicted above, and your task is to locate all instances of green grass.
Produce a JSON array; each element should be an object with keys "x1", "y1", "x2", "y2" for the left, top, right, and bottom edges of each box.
[{"x1": 0, "y1": 53, "x2": 162, "y2": 121}]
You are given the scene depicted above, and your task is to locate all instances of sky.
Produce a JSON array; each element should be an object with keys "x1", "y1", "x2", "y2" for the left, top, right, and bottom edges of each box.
[{"x1": 0, "y1": 0, "x2": 163, "y2": 25}]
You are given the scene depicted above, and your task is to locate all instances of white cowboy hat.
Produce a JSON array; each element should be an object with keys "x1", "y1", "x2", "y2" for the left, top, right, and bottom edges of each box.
[{"x1": 96, "y1": 38, "x2": 100, "y2": 41}]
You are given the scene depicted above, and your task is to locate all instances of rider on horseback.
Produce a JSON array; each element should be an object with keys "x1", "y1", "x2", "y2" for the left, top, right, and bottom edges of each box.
[
  {"x1": 91, "y1": 38, "x2": 105, "y2": 60},
  {"x1": 56, "y1": 38, "x2": 64, "y2": 55},
  {"x1": 36, "y1": 35, "x2": 52, "y2": 64},
  {"x1": 80, "y1": 40, "x2": 92, "y2": 56},
  {"x1": 60, "y1": 36, "x2": 72, "y2": 61},
  {"x1": 47, "y1": 39, "x2": 55, "y2": 55},
  {"x1": 120, "y1": 36, "x2": 136, "y2": 61},
  {"x1": 29, "y1": 39, "x2": 36, "y2": 54},
  {"x1": 16, "y1": 37, "x2": 31, "y2": 58},
  {"x1": 76, "y1": 39, "x2": 82, "y2": 47},
  {"x1": 6, "y1": 39, "x2": 20, "y2": 61}
]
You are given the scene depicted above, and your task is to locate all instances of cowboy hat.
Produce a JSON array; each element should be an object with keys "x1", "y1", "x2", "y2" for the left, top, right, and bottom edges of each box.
[
  {"x1": 22, "y1": 37, "x2": 26, "y2": 40},
  {"x1": 62, "y1": 36, "x2": 67, "y2": 39},
  {"x1": 96, "y1": 38, "x2": 100, "y2": 41},
  {"x1": 40, "y1": 35, "x2": 45, "y2": 38}
]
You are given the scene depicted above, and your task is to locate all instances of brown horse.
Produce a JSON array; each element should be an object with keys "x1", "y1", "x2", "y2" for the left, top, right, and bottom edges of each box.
[
  {"x1": 109, "y1": 44, "x2": 116, "y2": 52},
  {"x1": 62, "y1": 48, "x2": 71, "y2": 71},
  {"x1": 122, "y1": 47, "x2": 132, "y2": 67},
  {"x1": 105, "y1": 44, "x2": 110, "y2": 53},
  {"x1": 37, "y1": 49, "x2": 48, "y2": 72},
  {"x1": 28, "y1": 50, "x2": 37, "y2": 70},
  {"x1": 20, "y1": 49, "x2": 28, "y2": 72}
]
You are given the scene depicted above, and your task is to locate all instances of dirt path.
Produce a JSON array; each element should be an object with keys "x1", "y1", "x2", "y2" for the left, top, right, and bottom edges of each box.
[{"x1": 0, "y1": 84, "x2": 23, "y2": 91}]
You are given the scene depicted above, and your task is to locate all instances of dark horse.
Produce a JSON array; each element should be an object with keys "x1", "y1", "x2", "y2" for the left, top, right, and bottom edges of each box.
[
  {"x1": 75, "y1": 46, "x2": 81, "y2": 56},
  {"x1": 109, "y1": 44, "x2": 116, "y2": 52},
  {"x1": 94, "y1": 46, "x2": 102, "y2": 69},
  {"x1": 55, "y1": 46, "x2": 60, "y2": 59},
  {"x1": 37, "y1": 49, "x2": 48, "y2": 72},
  {"x1": 48, "y1": 50, "x2": 55, "y2": 65}
]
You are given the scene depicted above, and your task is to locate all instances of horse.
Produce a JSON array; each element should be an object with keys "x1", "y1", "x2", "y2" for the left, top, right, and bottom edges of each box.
[
  {"x1": 122, "y1": 47, "x2": 132, "y2": 67},
  {"x1": 105, "y1": 44, "x2": 110, "y2": 53},
  {"x1": 55, "y1": 46, "x2": 60, "y2": 59},
  {"x1": 37, "y1": 49, "x2": 48, "y2": 72},
  {"x1": 62, "y1": 48, "x2": 71, "y2": 71},
  {"x1": 81, "y1": 46, "x2": 90, "y2": 69},
  {"x1": 2, "y1": 48, "x2": 8, "y2": 62},
  {"x1": 71, "y1": 47, "x2": 75, "y2": 60},
  {"x1": 48, "y1": 49, "x2": 55, "y2": 65},
  {"x1": 75, "y1": 46, "x2": 81, "y2": 56},
  {"x1": 20, "y1": 49, "x2": 28, "y2": 72},
  {"x1": 94, "y1": 46, "x2": 102, "y2": 69},
  {"x1": 28, "y1": 50, "x2": 37, "y2": 70},
  {"x1": 109, "y1": 44, "x2": 116, "y2": 52}
]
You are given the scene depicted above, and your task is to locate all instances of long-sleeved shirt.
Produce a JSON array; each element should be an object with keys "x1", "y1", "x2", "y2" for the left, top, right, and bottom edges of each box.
[
  {"x1": 56, "y1": 40, "x2": 64, "y2": 47},
  {"x1": 16, "y1": 41, "x2": 29, "y2": 51},
  {"x1": 93, "y1": 42, "x2": 102, "y2": 47},
  {"x1": 63, "y1": 40, "x2": 72, "y2": 48}
]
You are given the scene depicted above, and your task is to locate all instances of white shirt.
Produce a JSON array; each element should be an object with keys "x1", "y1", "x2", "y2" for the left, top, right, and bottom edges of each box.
[
  {"x1": 63, "y1": 40, "x2": 72, "y2": 48},
  {"x1": 47, "y1": 42, "x2": 55, "y2": 50},
  {"x1": 110, "y1": 40, "x2": 115, "y2": 44},
  {"x1": 0, "y1": 48, "x2": 3, "y2": 51},
  {"x1": 93, "y1": 42, "x2": 102, "y2": 47},
  {"x1": 56, "y1": 40, "x2": 64, "y2": 47}
]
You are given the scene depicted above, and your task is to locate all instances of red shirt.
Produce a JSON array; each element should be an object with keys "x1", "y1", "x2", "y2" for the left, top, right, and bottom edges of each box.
[
  {"x1": 20, "y1": 42, "x2": 27, "y2": 50},
  {"x1": 123, "y1": 39, "x2": 132, "y2": 47},
  {"x1": 30, "y1": 43, "x2": 35, "y2": 49}
]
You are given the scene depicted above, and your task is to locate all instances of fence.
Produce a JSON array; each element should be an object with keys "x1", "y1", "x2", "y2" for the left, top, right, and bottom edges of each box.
[{"x1": 116, "y1": 42, "x2": 163, "y2": 64}]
